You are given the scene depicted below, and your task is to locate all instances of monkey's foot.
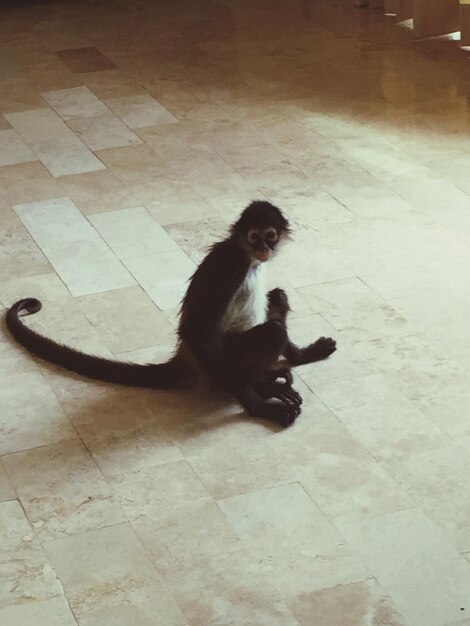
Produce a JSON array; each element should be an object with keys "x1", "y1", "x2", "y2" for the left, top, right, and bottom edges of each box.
[
  {"x1": 255, "y1": 379, "x2": 302, "y2": 407},
  {"x1": 267, "y1": 288, "x2": 290, "y2": 322},
  {"x1": 259, "y1": 401, "x2": 301, "y2": 428}
]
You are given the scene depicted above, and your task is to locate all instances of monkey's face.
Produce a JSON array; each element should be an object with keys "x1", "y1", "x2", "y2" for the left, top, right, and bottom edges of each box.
[{"x1": 246, "y1": 226, "x2": 280, "y2": 262}]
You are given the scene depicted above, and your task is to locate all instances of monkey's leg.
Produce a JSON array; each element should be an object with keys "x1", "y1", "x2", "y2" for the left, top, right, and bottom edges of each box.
[
  {"x1": 225, "y1": 320, "x2": 302, "y2": 426},
  {"x1": 267, "y1": 288, "x2": 337, "y2": 366}
]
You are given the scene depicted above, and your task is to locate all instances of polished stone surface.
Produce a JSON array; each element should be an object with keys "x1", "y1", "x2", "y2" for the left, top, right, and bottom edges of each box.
[{"x1": 1, "y1": 0, "x2": 470, "y2": 624}]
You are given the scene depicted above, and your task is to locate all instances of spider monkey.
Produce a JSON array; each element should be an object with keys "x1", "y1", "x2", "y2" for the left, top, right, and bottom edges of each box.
[{"x1": 6, "y1": 201, "x2": 336, "y2": 427}]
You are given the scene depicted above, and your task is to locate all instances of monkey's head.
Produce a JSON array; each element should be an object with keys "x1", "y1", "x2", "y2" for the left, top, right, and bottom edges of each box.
[{"x1": 232, "y1": 201, "x2": 290, "y2": 263}]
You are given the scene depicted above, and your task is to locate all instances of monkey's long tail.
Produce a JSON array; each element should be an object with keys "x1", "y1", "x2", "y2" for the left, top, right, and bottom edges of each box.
[{"x1": 6, "y1": 298, "x2": 181, "y2": 389}]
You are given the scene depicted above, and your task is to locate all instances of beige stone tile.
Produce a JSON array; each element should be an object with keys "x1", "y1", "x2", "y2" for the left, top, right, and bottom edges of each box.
[
  {"x1": 105, "y1": 94, "x2": 178, "y2": 128},
  {"x1": 288, "y1": 578, "x2": 407, "y2": 626},
  {"x1": 124, "y1": 249, "x2": 195, "y2": 310},
  {"x1": 0, "y1": 596, "x2": 78, "y2": 626},
  {"x1": 57, "y1": 170, "x2": 137, "y2": 215},
  {"x1": 219, "y1": 483, "x2": 346, "y2": 554},
  {"x1": 14, "y1": 196, "x2": 99, "y2": 247},
  {"x1": 0, "y1": 116, "x2": 11, "y2": 130},
  {"x1": 270, "y1": 228, "x2": 353, "y2": 288},
  {"x1": 64, "y1": 387, "x2": 183, "y2": 477},
  {"x1": 327, "y1": 181, "x2": 418, "y2": 219},
  {"x1": 0, "y1": 272, "x2": 91, "y2": 339},
  {"x1": 187, "y1": 426, "x2": 298, "y2": 498},
  {"x1": 255, "y1": 547, "x2": 368, "y2": 600},
  {"x1": 0, "y1": 162, "x2": 63, "y2": 206},
  {"x1": 3, "y1": 438, "x2": 125, "y2": 541},
  {"x1": 164, "y1": 215, "x2": 230, "y2": 264},
  {"x1": 79, "y1": 70, "x2": 146, "y2": 100},
  {"x1": 132, "y1": 497, "x2": 241, "y2": 570},
  {"x1": 67, "y1": 112, "x2": 142, "y2": 151},
  {"x1": 55, "y1": 47, "x2": 117, "y2": 73},
  {"x1": 384, "y1": 446, "x2": 470, "y2": 553},
  {"x1": 42, "y1": 86, "x2": 109, "y2": 120},
  {"x1": 76, "y1": 285, "x2": 173, "y2": 353},
  {"x1": 95, "y1": 144, "x2": 171, "y2": 185},
  {"x1": 42, "y1": 238, "x2": 136, "y2": 297},
  {"x1": 43, "y1": 523, "x2": 185, "y2": 626},
  {"x1": 110, "y1": 459, "x2": 209, "y2": 520},
  {"x1": 0, "y1": 222, "x2": 52, "y2": 281},
  {"x1": 5, "y1": 109, "x2": 105, "y2": 177},
  {"x1": 0, "y1": 128, "x2": 36, "y2": 166},
  {"x1": 298, "y1": 277, "x2": 408, "y2": 343},
  {"x1": 88, "y1": 206, "x2": 179, "y2": 259},
  {"x1": 286, "y1": 313, "x2": 373, "y2": 387},
  {"x1": 272, "y1": 403, "x2": 413, "y2": 525},
  {"x1": 162, "y1": 549, "x2": 299, "y2": 626},
  {"x1": 0, "y1": 500, "x2": 62, "y2": 607},
  {"x1": 129, "y1": 178, "x2": 214, "y2": 226},
  {"x1": 0, "y1": 460, "x2": 15, "y2": 502},
  {"x1": 0, "y1": 371, "x2": 76, "y2": 456},
  {"x1": 360, "y1": 263, "x2": 443, "y2": 301},
  {"x1": 352, "y1": 333, "x2": 466, "y2": 413},
  {"x1": 315, "y1": 374, "x2": 448, "y2": 461},
  {"x1": 339, "y1": 509, "x2": 470, "y2": 626}
]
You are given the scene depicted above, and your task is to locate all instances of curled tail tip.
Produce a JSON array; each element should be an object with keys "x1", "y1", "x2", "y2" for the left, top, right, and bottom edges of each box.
[{"x1": 9, "y1": 298, "x2": 42, "y2": 316}]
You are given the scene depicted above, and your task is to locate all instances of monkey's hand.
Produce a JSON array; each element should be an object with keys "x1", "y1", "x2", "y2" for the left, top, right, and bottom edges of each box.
[
  {"x1": 267, "y1": 288, "x2": 290, "y2": 322},
  {"x1": 304, "y1": 337, "x2": 337, "y2": 361},
  {"x1": 286, "y1": 337, "x2": 337, "y2": 366}
]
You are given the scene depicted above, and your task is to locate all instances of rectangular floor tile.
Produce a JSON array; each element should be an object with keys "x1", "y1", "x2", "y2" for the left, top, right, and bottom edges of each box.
[
  {"x1": 0, "y1": 596, "x2": 77, "y2": 626},
  {"x1": 0, "y1": 371, "x2": 76, "y2": 456},
  {"x1": 0, "y1": 500, "x2": 62, "y2": 608},
  {"x1": 88, "y1": 206, "x2": 179, "y2": 259},
  {"x1": 287, "y1": 578, "x2": 407, "y2": 626},
  {"x1": 42, "y1": 238, "x2": 136, "y2": 296},
  {"x1": 132, "y1": 498, "x2": 241, "y2": 570},
  {"x1": 298, "y1": 276, "x2": 408, "y2": 343},
  {"x1": 76, "y1": 285, "x2": 173, "y2": 353},
  {"x1": 5, "y1": 109, "x2": 105, "y2": 176},
  {"x1": 0, "y1": 128, "x2": 36, "y2": 166},
  {"x1": 42, "y1": 86, "x2": 109, "y2": 120},
  {"x1": 3, "y1": 438, "x2": 126, "y2": 541},
  {"x1": 67, "y1": 112, "x2": 142, "y2": 150},
  {"x1": 43, "y1": 524, "x2": 185, "y2": 625},
  {"x1": 0, "y1": 461, "x2": 15, "y2": 502},
  {"x1": 14, "y1": 196, "x2": 100, "y2": 247},
  {"x1": 105, "y1": 94, "x2": 178, "y2": 128},
  {"x1": 162, "y1": 549, "x2": 299, "y2": 626},
  {"x1": 219, "y1": 483, "x2": 345, "y2": 555},
  {"x1": 124, "y1": 249, "x2": 195, "y2": 310},
  {"x1": 339, "y1": 509, "x2": 470, "y2": 626},
  {"x1": 55, "y1": 47, "x2": 117, "y2": 73},
  {"x1": 64, "y1": 387, "x2": 183, "y2": 477}
]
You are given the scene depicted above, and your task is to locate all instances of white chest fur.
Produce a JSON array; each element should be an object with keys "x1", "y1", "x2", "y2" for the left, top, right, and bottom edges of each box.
[{"x1": 221, "y1": 262, "x2": 267, "y2": 333}]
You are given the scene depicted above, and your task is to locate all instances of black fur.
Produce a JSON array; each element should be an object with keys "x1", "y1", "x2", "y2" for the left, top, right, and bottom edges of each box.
[{"x1": 5, "y1": 201, "x2": 336, "y2": 427}]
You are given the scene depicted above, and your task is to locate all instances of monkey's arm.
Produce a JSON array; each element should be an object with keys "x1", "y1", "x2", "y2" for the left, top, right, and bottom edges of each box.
[{"x1": 266, "y1": 288, "x2": 337, "y2": 366}]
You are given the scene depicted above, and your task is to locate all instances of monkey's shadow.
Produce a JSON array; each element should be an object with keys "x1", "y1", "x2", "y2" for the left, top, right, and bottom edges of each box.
[{"x1": 40, "y1": 364, "x2": 284, "y2": 464}]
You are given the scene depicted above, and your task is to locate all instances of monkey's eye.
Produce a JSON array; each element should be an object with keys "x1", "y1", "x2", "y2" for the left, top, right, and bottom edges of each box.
[
  {"x1": 247, "y1": 229, "x2": 259, "y2": 244},
  {"x1": 265, "y1": 227, "x2": 278, "y2": 242}
]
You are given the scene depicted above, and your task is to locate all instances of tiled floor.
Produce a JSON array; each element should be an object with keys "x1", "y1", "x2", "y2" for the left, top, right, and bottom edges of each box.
[{"x1": 1, "y1": 1, "x2": 470, "y2": 625}]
